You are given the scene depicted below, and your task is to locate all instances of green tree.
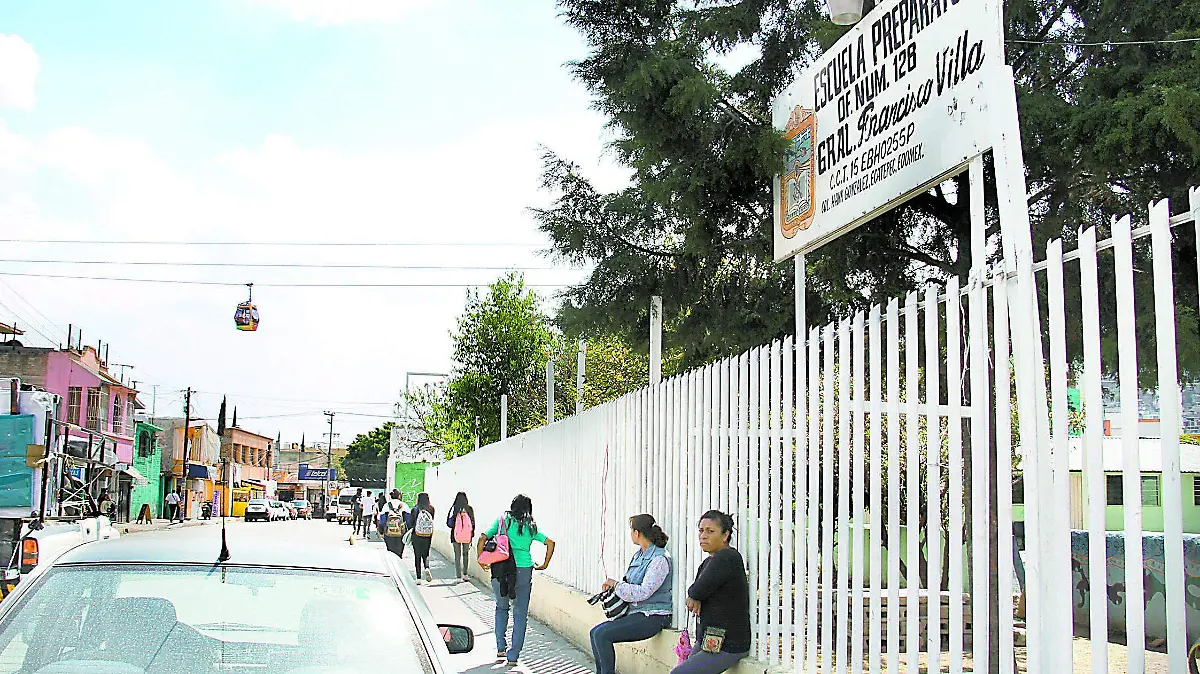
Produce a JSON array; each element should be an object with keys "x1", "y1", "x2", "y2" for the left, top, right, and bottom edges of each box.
[
  {"x1": 538, "y1": 0, "x2": 1200, "y2": 378},
  {"x1": 341, "y1": 422, "x2": 394, "y2": 484}
]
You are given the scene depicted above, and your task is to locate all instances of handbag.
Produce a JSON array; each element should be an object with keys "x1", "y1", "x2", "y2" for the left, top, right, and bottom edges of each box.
[
  {"x1": 586, "y1": 585, "x2": 629, "y2": 620},
  {"x1": 675, "y1": 615, "x2": 694, "y2": 663},
  {"x1": 478, "y1": 516, "x2": 511, "y2": 565}
]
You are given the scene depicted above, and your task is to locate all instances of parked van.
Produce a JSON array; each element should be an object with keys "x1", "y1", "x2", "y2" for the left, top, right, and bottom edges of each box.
[{"x1": 336, "y1": 488, "x2": 364, "y2": 525}]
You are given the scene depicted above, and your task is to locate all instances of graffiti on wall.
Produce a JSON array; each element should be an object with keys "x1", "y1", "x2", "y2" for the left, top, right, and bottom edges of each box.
[
  {"x1": 393, "y1": 462, "x2": 427, "y2": 505},
  {"x1": 1069, "y1": 530, "x2": 1200, "y2": 643}
]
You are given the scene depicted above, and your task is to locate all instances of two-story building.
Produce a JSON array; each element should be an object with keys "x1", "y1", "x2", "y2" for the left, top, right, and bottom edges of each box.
[
  {"x1": 0, "y1": 343, "x2": 142, "y2": 519},
  {"x1": 221, "y1": 426, "x2": 275, "y2": 516},
  {"x1": 151, "y1": 418, "x2": 221, "y2": 519}
]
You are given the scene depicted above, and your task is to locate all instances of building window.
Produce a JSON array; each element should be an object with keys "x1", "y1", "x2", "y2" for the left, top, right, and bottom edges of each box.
[
  {"x1": 1012, "y1": 473, "x2": 1024, "y2": 504},
  {"x1": 1106, "y1": 474, "x2": 1123, "y2": 506},
  {"x1": 138, "y1": 431, "x2": 152, "y2": 458},
  {"x1": 1142, "y1": 475, "x2": 1161, "y2": 507},
  {"x1": 67, "y1": 387, "x2": 82, "y2": 425},
  {"x1": 126, "y1": 400, "x2": 133, "y2": 431},
  {"x1": 86, "y1": 389, "x2": 101, "y2": 430},
  {"x1": 111, "y1": 394, "x2": 123, "y2": 435},
  {"x1": 1193, "y1": 477, "x2": 1200, "y2": 507}
]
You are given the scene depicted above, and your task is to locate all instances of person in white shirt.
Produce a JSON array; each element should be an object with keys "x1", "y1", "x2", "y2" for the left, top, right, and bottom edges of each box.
[
  {"x1": 166, "y1": 490, "x2": 181, "y2": 522},
  {"x1": 359, "y1": 491, "x2": 378, "y2": 537}
]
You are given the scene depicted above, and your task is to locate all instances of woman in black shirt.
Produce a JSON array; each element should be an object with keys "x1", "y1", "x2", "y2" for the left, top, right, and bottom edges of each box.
[{"x1": 671, "y1": 510, "x2": 751, "y2": 674}]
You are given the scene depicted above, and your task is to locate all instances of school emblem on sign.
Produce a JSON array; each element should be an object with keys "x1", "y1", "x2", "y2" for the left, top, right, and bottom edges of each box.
[{"x1": 780, "y1": 106, "x2": 816, "y2": 239}]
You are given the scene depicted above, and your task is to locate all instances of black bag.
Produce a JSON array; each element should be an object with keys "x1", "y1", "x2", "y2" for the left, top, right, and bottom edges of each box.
[{"x1": 587, "y1": 586, "x2": 629, "y2": 620}]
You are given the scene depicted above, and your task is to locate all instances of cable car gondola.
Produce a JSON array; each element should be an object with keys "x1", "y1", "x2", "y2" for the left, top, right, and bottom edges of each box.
[{"x1": 234, "y1": 283, "x2": 260, "y2": 332}]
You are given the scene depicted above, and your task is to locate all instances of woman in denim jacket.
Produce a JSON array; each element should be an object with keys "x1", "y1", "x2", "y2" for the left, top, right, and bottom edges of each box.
[{"x1": 589, "y1": 514, "x2": 673, "y2": 674}]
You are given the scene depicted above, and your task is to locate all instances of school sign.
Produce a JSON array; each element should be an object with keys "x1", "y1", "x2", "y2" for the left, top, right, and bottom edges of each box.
[{"x1": 773, "y1": 0, "x2": 1003, "y2": 260}]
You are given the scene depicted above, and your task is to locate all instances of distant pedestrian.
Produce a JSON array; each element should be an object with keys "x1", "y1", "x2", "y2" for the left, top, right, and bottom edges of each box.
[
  {"x1": 166, "y1": 490, "x2": 181, "y2": 523},
  {"x1": 670, "y1": 510, "x2": 750, "y2": 674},
  {"x1": 590, "y1": 514, "x2": 673, "y2": 674},
  {"x1": 352, "y1": 490, "x2": 367, "y2": 531},
  {"x1": 411, "y1": 492, "x2": 436, "y2": 582},
  {"x1": 382, "y1": 490, "x2": 409, "y2": 558},
  {"x1": 446, "y1": 491, "x2": 476, "y2": 582},
  {"x1": 359, "y1": 491, "x2": 378, "y2": 537},
  {"x1": 477, "y1": 494, "x2": 556, "y2": 666}
]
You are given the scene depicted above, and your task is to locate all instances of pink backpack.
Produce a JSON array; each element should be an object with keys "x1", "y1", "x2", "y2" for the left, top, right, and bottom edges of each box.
[{"x1": 453, "y1": 511, "x2": 473, "y2": 544}]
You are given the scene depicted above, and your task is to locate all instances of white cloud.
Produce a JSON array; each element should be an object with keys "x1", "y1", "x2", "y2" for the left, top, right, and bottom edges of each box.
[
  {"x1": 0, "y1": 34, "x2": 39, "y2": 110},
  {"x1": 247, "y1": 0, "x2": 427, "y2": 26}
]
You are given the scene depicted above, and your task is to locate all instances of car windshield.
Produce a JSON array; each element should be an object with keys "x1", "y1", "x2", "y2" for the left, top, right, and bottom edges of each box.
[
  {"x1": 292, "y1": 501, "x2": 307, "y2": 507},
  {"x1": 0, "y1": 564, "x2": 434, "y2": 674},
  {"x1": 248, "y1": 500, "x2": 266, "y2": 505},
  {"x1": 338, "y1": 495, "x2": 355, "y2": 505}
]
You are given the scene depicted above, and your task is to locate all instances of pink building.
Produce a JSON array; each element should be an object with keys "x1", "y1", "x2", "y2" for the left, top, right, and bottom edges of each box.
[{"x1": 0, "y1": 344, "x2": 138, "y2": 464}]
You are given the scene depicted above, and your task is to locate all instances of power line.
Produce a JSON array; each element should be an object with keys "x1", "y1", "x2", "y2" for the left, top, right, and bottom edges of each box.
[
  {"x1": 0, "y1": 238, "x2": 542, "y2": 248},
  {"x1": 0, "y1": 258, "x2": 567, "y2": 271},
  {"x1": 0, "y1": 271, "x2": 570, "y2": 288},
  {"x1": 0, "y1": 298, "x2": 58, "y2": 345},
  {"x1": 0, "y1": 279, "x2": 67, "y2": 334},
  {"x1": 1008, "y1": 36, "x2": 1200, "y2": 46}
]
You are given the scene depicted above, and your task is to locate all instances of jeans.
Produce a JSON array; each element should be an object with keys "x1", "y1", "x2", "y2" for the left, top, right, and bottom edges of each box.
[
  {"x1": 453, "y1": 542, "x2": 471, "y2": 578},
  {"x1": 492, "y1": 566, "x2": 533, "y2": 661},
  {"x1": 590, "y1": 612, "x2": 671, "y2": 674},
  {"x1": 668, "y1": 646, "x2": 748, "y2": 674}
]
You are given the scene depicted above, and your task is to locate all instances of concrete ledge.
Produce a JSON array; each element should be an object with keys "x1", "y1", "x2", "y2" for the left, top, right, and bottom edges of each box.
[{"x1": 432, "y1": 531, "x2": 771, "y2": 674}]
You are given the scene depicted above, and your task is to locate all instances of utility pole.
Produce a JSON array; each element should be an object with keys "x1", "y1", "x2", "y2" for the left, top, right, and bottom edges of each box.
[
  {"x1": 323, "y1": 411, "x2": 334, "y2": 513},
  {"x1": 500, "y1": 394, "x2": 508, "y2": 440},
  {"x1": 650, "y1": 296, "x2": 663, "y2": 386},
  {"x1": 546, "y1": 351, "x2": 555, "y2": 425},
  {"x1": 576, "y1": 339, "x2": 587, "y2": 415},
  {"x1": 182, "y1": 387, "x2": 192, "y2": 520}
]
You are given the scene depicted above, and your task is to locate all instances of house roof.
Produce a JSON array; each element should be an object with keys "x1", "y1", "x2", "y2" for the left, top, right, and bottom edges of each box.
[{"x1": 1060, "y1": 437, "x2": 1200, "y2": 473}]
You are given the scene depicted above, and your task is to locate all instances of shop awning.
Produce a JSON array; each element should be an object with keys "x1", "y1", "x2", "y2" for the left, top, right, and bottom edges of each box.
[
  {"x1": 120, "y1": 465, "x2": 149, "y2": 486},
  {"x1": 185, "y1": 464, "x2": 211, "y2": 479}
]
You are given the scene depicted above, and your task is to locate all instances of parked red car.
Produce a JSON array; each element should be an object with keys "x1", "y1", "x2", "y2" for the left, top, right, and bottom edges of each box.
[{"x1": 291, "y1": 500, "x2": 313, "y2": 520}]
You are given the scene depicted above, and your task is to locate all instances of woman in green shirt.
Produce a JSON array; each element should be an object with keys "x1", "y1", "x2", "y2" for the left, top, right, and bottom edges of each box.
[{"x1": 477, "y1": 494, "x2": 556, "y2": 666}]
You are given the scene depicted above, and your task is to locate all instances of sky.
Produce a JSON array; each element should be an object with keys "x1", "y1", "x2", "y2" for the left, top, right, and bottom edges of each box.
[{"x1": 0, "y1": 0, "x2": 629, "y2": 446}]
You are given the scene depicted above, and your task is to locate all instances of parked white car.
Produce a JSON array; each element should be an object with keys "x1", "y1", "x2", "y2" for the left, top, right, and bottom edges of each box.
[
  {"x1": 268, "y1": 501, "x2": 289, "y2": 521},
  {"x1": 243, "y1": 499, "x2": 270, "y2": 522}
]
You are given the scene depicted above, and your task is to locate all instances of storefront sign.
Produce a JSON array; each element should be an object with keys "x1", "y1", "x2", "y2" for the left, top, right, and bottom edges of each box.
[
  {"x1": 298, "y1": 464, "x2": 337, "y2": 481},
  {"x1": 773, "y1": 0, "x2": 1002, "y2": 260}
]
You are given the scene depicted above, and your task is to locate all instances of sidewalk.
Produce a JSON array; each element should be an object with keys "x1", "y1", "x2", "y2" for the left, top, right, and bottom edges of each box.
[
  {"x1": 115, "y1": 517, "x2": 219, "y2": 535},
  {"x1": 385, "y1": 541, "x2": 595, "y2": 674}
]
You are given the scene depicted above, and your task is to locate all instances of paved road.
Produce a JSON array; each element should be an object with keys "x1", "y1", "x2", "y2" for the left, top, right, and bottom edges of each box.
[{"x1": 127, "y1": 517, "x2": 596, "y2": 674}]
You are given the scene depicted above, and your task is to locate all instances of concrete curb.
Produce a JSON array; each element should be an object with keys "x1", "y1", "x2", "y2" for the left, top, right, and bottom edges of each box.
[{"x1": 116, "y1": 519, "x2": 220, "y2": 535}]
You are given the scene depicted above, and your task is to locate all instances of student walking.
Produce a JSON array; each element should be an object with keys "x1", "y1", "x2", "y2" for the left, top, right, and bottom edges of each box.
[
  {"x1": 670, "y1": 510, "x2": 750, "y2": 674},
  {"x1": 382, "y1": 490, "x2": 409, "y2": 558},
  {"x1": 411, "y1": 492, "x2": 436, "y2": 582},
  {"x1": 447, "y1": 492, "x2": 476, "y2": 582},
  {"x1": 589, "y1": 514, "x2": 673, "y2": 674},
  {"x1": 477, "y1": 494, "x2": 556, "y2": 666},
  {"x1": 359, "y1": 491, "x2": 378, "y2": 537}
]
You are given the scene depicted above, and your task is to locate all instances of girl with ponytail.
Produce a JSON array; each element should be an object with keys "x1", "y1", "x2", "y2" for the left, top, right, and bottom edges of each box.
[{"x1": 588, "y1": 514, "x2": 674, "y2": 674}]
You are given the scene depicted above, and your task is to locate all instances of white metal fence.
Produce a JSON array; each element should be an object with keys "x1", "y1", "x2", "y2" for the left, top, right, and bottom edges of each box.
[{"x1": 425, "y1": 188, "x2": 1200, "y2": 673}]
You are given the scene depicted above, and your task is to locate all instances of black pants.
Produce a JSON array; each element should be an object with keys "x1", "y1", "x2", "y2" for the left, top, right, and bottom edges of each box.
[
  {"x1": 384, "y1": 534, "x2": 406, "y2": 558},
  {"x1": 168, "y1": 504, "x2": 180, "y2": 522},
  {"x1": 412, "y1": 535, "x2": 432, "y2": 576}
]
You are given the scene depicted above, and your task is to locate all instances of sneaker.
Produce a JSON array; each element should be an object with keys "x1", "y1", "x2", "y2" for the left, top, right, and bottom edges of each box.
[
  {"x1": 506, "y1": 660, "x2": 518, "y2": 667},
  {"x1": 424, "y1": 570, "x2": 433, "y2": 582},
  {"x1": 496, "y1": 651, "x2": 506, "y2": 660}
]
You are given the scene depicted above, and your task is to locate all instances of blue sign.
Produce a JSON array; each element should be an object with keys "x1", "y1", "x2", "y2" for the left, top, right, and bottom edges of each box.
[
  {"x1": 299, "y1": 464, "x2": 336, "y2": 481},
  {"x1": 69, "y1": 467, "x2": 84, "y2": 481}
]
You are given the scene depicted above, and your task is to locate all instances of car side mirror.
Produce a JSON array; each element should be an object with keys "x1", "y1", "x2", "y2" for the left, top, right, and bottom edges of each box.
[{"x1": 438, "y1": 624, "x2": 474, "y2": 654}]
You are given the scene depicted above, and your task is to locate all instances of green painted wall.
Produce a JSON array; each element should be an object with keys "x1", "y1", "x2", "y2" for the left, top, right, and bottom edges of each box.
[
  {"x1": 129, "y1": 422, "x2": 164, "y2": 519},
  {"x1": 1013, "y1": 472, "x2": 1200, "y2": 534},
  {"x1": 393, "y1": 462, "x2": 428, "y2": 504}
]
